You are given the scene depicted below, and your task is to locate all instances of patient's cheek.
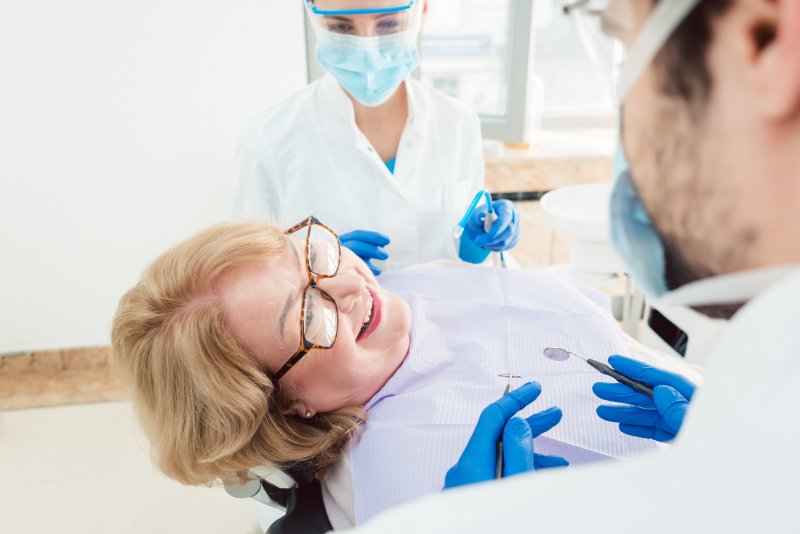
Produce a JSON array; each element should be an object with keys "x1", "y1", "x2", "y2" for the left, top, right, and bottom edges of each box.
[{"x1": 393, "y1": 295, "x2": 411, "y2": 328}]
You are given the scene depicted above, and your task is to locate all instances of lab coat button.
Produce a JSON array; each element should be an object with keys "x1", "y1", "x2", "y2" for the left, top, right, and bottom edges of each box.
[{"x1": 406, "y1": 141, "x2": 413, "y2": 148}]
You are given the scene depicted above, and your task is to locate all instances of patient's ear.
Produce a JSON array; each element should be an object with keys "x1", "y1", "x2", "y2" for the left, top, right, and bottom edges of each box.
[{"x1": 282, "y1": 400, "x2": 316, "y2": 419}]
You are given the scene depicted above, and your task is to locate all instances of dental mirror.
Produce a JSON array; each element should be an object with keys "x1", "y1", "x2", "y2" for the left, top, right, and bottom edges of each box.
[{"x1": 543, "y1": 347, "x2": 571, "y2": 361}]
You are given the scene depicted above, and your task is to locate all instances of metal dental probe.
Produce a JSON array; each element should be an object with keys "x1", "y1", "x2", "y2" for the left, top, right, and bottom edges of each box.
[
  {"x1": 542, "y1": 348, "x2": 654, "y2": 398},
  {"x1": 495, "y1": 372, "x2": 523, "y2": 479}
]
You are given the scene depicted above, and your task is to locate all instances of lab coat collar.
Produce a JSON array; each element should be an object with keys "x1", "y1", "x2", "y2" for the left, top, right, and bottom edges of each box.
[
  {"x1": 317, "y1": 74, "x2": 429, "y2": 140},
  {"x1": 404, "y1": 78, "x2": 430, "y2": 138},
  {"x1": 318, "y1": 74, "x2": 357, "y2": 124}
]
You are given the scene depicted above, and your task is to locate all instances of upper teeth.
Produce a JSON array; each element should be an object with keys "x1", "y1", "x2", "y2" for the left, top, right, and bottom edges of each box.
[{"x1": 363, "y1": 294, "x2": 374, "y2": 326}]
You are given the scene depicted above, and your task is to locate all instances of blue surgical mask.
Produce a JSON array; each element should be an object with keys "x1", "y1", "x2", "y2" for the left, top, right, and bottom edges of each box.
[
  {"x1": 611, "y1": 140, "x2": 798, "y2": 306},
  {"x1": 316, "y1": 30, "x2": 419, "y2": 107},
  {"x1": 609, "y1": 141, "x2": 669, "y2": 297}
]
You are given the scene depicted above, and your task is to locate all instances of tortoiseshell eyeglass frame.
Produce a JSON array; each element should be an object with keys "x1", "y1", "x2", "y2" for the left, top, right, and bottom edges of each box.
[{"x1": 272, "y1": 216, "x2": 341, "y2": 381}]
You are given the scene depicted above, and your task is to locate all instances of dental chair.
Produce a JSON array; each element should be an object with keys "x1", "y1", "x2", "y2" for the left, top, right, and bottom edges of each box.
[{"x1": 224, "y1": 463, "x2": 332, "y2": 534}]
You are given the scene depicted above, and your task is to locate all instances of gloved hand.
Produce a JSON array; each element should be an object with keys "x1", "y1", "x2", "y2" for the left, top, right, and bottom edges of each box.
[
  {"x1": 593, "y1": 355, "x2": 696, "y2": 442},
  {"x1": 464, "y1": 199, "x2": 521, "y2": 252},
  {"x1": 443, "y1": 382, "x2": 568, "y2": 490},
  {"x1": 339, "y1": 230, "x2": 390, "y2": 276}
]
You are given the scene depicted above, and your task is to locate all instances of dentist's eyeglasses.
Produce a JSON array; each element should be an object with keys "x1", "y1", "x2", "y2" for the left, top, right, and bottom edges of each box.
[{"x1": 273, "y1": 216, "x2": 341, "y2": 381}]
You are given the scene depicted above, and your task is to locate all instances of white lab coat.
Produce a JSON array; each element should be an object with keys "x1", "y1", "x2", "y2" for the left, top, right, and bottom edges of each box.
[
  {"x1": 345, "y1": 270, "x2": 800, "y2": 533},
  {"x1": 234, "y1": 74, "x2": 485, "y2": 271}
]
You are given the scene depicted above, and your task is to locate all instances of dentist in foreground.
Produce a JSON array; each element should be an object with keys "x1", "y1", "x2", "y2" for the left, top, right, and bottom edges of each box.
[
  {"x1": 346, "y1": 0, "x2": 800, "y2": 531},
  {"x1": 234, "y1": 0, "x2": 520, "y2": 275}
]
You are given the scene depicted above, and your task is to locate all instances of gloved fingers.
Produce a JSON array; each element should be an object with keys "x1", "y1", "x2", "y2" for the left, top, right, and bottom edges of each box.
[
  {"x1": 592, "y1": 382, "x2": 655, "y2": 409},
  {"x1": 475, "y1": 381, "x2": 543, "y2": 431},
  {"x1": 505, "y1": 228, "x2": 521, "y2": 250},
  {"x1": 653, "y1": 385, "x2": 690, "y2": 435},
  {"x1": 476, "y1": 219, "x2": 518, "y2": 250},
  {"x1": 339, "y1": 230, "x2": 391, "y2": 247},
  {"x1": 482, "y1": 234, "x2": 521, "y2": 254},
  {"x1": 619, "y1": 423, "x2": 676, "y2": 443},
  {"x1": 607, "y1": 355, "x2": 696, "y2": 400},
  {"x1": 342, "y1": 240, "x2": 389, "y2": 261},
  {"x1": 502, "y1": 417, "x2": 535, "y2": 477},
  {"x1": 484, "y1": 201, "x2": 514, "y2": 238},
  {"x1": 466, "y1": 206, "x2": 490, "y2": 231},
  {"x1": 617, "y1": 423, "x2": 657, "y2": 440},
  {"x1": 364, "y1": 259, "x2": 382, "y2": 276},
  {"x1": 443, "y1": 465, "x2": 462, "y2": 490},
  {"x1": 524, "y1": 406, "x2": 563, "y2": 437},
  {"x1": 533, "y1": 453, "x2": 570, "y2": 470},
  {"x1": 463, "y1": 382, "x2": 543, "y2": 460},
  {"x1": 474, "y1": 201, "x2": 515, "y2": 247},
  {"x1": 596, "y1": 405, "x2": 660, "y2": 427}
]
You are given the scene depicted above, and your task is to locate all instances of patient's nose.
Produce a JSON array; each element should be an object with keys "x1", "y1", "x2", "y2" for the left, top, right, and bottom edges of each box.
[{"x1": 315, "y1": 270, "x2": 363, "y2": 315}]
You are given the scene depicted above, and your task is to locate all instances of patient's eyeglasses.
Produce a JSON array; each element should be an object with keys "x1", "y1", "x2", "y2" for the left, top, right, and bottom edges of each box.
[{"x1": 272, "y1": 216, "x2": 341, "y2": 381}]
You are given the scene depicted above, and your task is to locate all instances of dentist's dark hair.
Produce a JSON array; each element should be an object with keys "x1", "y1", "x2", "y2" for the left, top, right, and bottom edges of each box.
[{"x1": 654, "y1": 0, "x2": 733, "y2": 108}]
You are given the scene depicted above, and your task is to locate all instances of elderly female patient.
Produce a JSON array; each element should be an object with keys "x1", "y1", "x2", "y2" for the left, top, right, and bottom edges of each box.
[{"x1": 112, "y1": 217, "x2": 665, "y2": 529}]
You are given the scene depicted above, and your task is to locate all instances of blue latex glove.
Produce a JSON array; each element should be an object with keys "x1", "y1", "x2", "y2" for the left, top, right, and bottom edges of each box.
[
  {"x1": 339, "y1": 230, "x2": 390, "y2": 276},
  {"x1": 464, "y1": 199, "x2": 521, "y2": 252},
  {"x1": 593, "y1": 355, "x2": 696, "y2": 442},
  {"x1": 443, "y1": 382, "x2": 568, "y2": 489}
]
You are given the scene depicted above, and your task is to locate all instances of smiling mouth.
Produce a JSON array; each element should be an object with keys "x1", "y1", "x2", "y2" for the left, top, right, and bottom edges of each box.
[{"x1": 356, "y1": 287, "x2": 381, "y2": 342}]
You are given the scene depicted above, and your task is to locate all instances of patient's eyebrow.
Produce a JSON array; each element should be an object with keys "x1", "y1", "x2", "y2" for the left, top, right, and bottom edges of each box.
[{"x1": 277, "y1": 243, "x2": 303, "y2": 344}]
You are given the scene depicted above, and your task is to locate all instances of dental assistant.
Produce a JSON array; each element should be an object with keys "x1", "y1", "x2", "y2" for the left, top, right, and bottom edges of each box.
[
  {"x1": 234, "y1": 0, "x2": 520, "y2": 275},
  {"x1": 345, "y1": 0, "x2": 800, "y2": 531}
]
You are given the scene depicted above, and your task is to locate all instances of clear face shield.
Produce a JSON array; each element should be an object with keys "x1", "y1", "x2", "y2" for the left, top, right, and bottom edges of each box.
[
  {"x1": 562, "y1": 0, "x2": 700, "y2": 102},
  {"x1": 305, "y1": 0, "x2": 424, "y2": 38},
  {"x1": 304, "y1": 0, "x2": 425, "y2": 106}
]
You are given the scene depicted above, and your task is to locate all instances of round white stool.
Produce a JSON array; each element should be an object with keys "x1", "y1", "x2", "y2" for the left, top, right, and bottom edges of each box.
[{"x1": 540, "y1": 183, "x2": 624, "y2": 287}]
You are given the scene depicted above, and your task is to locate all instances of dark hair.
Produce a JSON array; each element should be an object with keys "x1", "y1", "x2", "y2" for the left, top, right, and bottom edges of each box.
[{"x1": 654, "y1": 0, "x2": 732, "y2": 107}]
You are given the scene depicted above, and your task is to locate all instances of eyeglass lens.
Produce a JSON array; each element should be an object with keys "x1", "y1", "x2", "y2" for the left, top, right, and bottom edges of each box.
[
  {"x1": 303, "y1": 289, "x2": 338, "y2": 347},
  {"x1": 307, "y1": 224, "x2": 339, "y2": 276}
]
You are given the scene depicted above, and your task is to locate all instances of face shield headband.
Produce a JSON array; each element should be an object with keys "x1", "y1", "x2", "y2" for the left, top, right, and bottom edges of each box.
[
  {"x1": 615, "y1": 0, "x2": 701, "y2": 102},
  {"x1": 304, "y1": 0, "x2": 422, "y2": 37}
]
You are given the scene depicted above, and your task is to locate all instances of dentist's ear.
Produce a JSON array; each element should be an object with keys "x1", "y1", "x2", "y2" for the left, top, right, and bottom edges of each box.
[{"x1": 745, "y1": 0, "x2": 800, "y2": 120}]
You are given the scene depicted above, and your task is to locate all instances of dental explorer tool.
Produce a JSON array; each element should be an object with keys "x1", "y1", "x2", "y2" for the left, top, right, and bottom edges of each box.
[
  {"x1": 495, "y1": 372, "x2": 523, "y2": 479},
  {"x1": 542, "y1": 348, "x2": 654, "y2": 398}
]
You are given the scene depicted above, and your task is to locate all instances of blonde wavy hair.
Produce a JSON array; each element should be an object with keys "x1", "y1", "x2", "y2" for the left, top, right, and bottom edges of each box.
[{"x1": 111, "y1": 222, "x2": 364, "y2": 486}]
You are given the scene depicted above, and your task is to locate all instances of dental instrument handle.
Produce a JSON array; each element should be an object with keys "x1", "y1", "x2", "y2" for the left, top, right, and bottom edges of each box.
[
  {"x1": 495, "y1": 439, "x2": 504, "y2": 480},
  {"x1": 586, "y1": 359, "x2": 654, "y2": 398},
  {"x1": 495, "y1": 381, "x2": 512, "y2": 479}
]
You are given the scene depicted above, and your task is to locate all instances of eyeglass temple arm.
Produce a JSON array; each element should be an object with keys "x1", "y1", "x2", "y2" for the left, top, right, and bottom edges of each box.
[{"x1": 273, "y1": 348, "x2": 310, "y2": 381}]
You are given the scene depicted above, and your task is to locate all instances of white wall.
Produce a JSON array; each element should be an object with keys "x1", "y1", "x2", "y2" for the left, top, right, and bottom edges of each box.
[{"x1": 0, "y1": 1, "x2": 308, "y2": 352}]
